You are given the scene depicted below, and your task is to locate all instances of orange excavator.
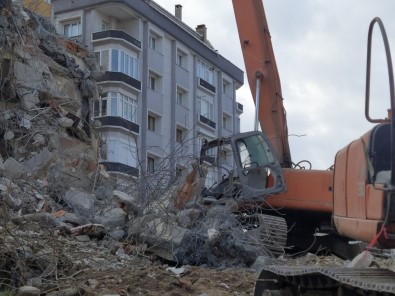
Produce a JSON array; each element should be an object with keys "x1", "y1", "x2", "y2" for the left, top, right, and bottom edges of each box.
[{"x1": 198, "y1": 0, "x2": 395, "y2": 294}]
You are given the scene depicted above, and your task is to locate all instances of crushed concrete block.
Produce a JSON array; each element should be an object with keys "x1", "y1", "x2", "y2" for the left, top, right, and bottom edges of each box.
[
  {"x1": 109, "y1": 228, "x2": 125, "y2": 240},
  {"x1": 3, "y1": 130, "x2": 14, "y2": 140},
  {"x1": 95, "y1": 208, "x2": 127, "y2": 229},
  {"x1": 15, "y1": 46, "x2": 32, "y2": 60},
  {"x1": 24, "y1": 147, "x2": 54, "y2": 176},
  {"x1": 3, "y1": 193, "x2": 22, "y2": 210},
  {"x1": 12, "y1": 213, "x2": 60, "y2": 229},
  {"x1": 57, "y1": 212, "x2": 83, "y2": 226},
  {"x1": 0, "y1": 177, "x2": 20, "y2": 190},
  {"x1": 142, "y1": 218, "x2": 188, "y2": 261},
  {"x1": 17, "y1": 286, "x2": 41, "y2": 296},
  {"x1": 14, "y1": 61, "x2": 48, "y2": 91},
  {"x1": 347, "y1": 251, "x2": 374, "y2": 268},
  {"x1": 58, "y1": 117, "x2": 74, "y2": 128},
  {"x1": 75, "y1": 235, "x2": 90, "y2": 242},
  {"x1": 63, "y1": 189, "x2": 95, "y2": 219},
  {"x1": 17, "y1": 88, "x2": 39, "y2": 111},
  {"x1": 32, "y1": 134, "x2": 45, "y2": 147},
  {"x1": 113, "y1": 190, "x2": 139, "y2": 216},
  {"x1": 4, "y1": 157, "x2": 24, "y2": 179},
  {"x1": 46, "y1": 287, "x2": 82, "y2": 296},
  {"x1": 177, "y1": 208, "x2": 202, "y2": 228}
]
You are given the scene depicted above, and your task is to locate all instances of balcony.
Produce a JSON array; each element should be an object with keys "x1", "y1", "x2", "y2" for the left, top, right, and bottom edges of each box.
[
  {"x1": 92, "y1": 30, "x2": 141, "y2": 50},
  {"x1": 95, "y1": 116, "x2": 140, "y2": 134},
  {"x1": 100, "y1": 71, "x2": 141, "y2": 91},
  {"x1": 100, "y1": 161, "x2": 139, "y2": 177},
  {"x1": 198, "y1": 78, "x2": 216, "y2": 94},
  {"x1": 199, "y1": 115, "x2": 216, "y2": 129}
]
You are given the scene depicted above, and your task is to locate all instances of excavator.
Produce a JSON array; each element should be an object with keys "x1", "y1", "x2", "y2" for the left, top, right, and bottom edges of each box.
[{"x1": 196, "y1": 0, "x2": 395, "y2": 294}]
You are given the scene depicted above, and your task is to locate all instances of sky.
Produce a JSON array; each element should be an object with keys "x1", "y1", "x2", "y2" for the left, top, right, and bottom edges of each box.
[{"x1": 155, "y1": 0, "x2": 395, "y2": 169}]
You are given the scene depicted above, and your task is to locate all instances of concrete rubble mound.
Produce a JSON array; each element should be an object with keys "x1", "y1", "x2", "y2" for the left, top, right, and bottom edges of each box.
[{"x1": 0, "y1": 3, "x2": 282, "y2": 294}]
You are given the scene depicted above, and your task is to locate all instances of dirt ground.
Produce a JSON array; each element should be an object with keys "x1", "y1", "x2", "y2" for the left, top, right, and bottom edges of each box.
[{"x1": 54, "y1": 265, "x2": 258, "y2": 296}]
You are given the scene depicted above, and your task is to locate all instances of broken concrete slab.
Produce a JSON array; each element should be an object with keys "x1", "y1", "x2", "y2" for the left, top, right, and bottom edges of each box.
[
  {"x1": 63, "y1": 188, "x2": 95, "y2": 220},
  {"x1": 3, "y1": 130, "x2": 14, "y2": 140},
  {"x1": 4, "y1": 157, "x2": 24, "y2": 179},
  {"x1": 141, "y1": 218, "x2": 188, "y2": 261},
  {"x1": 17, "y1": 88, "x2": 40, "y2": 110},
  {"x1": 95, "y1": 208, "x2": 127, "y2": 229},
  {"x1": 177, "y1": 208, "x2": 202, "y2": 228},
  {"x1": 347, "y1": 251, "x2": 374, "y2": 268},
  {"x1": 12, "y1": 212, "x2": 60, "y2": 229},
  {"x1": 58, "y1": 116, "x2": 74, "y2": 128},
  {"x1": 17, "y1": 286, "x2": 41, "y2": 296},
  {"x1": 24, "y1": 147, "x2": 54, "y2": 177}
]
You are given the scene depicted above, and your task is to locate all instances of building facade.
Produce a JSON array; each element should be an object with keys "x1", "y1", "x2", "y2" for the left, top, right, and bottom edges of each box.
[{"x1": 52, "y1": 0, "x2": 244, "y2": 186}]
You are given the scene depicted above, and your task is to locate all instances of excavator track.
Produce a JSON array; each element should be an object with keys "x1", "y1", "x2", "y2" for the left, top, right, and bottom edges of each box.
[
  {"x1": 243, "y1": 214, "x2": 287, "y2": 257},
  {"x1": 254, "y1": 265, "x2": 395, "y2": 295}
]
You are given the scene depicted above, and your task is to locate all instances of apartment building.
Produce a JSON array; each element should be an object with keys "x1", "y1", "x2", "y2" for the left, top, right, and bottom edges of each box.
[{"x1": 52, "y1": 0, "x2": 244, "y2": 186}]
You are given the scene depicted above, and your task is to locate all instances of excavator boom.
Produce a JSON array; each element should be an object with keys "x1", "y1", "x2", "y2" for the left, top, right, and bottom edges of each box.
[{"x1": 232, "y1": 0, "x2": 292, "y2": 168}]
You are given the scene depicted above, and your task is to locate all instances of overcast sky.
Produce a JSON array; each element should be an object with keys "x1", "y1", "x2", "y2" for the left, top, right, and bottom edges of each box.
[{"x1": 155, "y1": 0, "x2": 395, "y2": 169}]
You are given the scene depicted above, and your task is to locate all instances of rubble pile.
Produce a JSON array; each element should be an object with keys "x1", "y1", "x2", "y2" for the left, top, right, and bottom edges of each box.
[{"x1": 0, "y1": 3, "x2": 282, "y2": 295}]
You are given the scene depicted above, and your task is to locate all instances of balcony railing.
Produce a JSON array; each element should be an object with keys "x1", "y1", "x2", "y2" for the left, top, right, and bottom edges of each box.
[
  {"x1": 100, "y1": 71, "x2": 141, "y2": 91},
  {"x1": 100, "y1": 161, "x2": 139, "y2": 177},
  {"x1": 92, "y1": 30, "x2": 141, "y2": 49},
  {"x1": 198, "y1": 78, "x2": 216, "y2": 93},
  {"x1": 199, "y1": 115, "x2": 216, "y2": 129},
  {"x1": 95, "y1": 116, "x2": 140, "y2": 134}
]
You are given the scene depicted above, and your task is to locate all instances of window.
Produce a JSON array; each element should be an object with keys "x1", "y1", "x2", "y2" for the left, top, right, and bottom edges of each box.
[
  {"x1": 102, "y1": 21, "x2": 110, "y2": 31},
  {"x1": 197, "y1": 59, "x2": 214, "y2": 84},
  {"x1": 64, "y1": 20, "x2": 81, "y2": 38},
  {"x1": 148, "y1": 115, "x2": 156, "y2": 132},
  {"x1": 176, "y1": 49, "x2": 187, "y2": 67},
  {"x1": 222, "y1": 113, "x2": 232, "y2": 129},
  {"x1": 149, "y1": 75, "x2": 156, "y2": 90},
  {"x1": 176, "y1": 88, "x2": 187, "y2": 105},
  {"x1": 199, "y1": 96, "x2": 214, "y2": 120},
  {"x1": 110, "y1": 49, "x2": 139, "y2": 79},
  {"x1": 223, "y1": 80, "x2": 231, "y2": 95},
  {"x1": 176, "y1": 53, "x2": 183, "y2": 66},
  {"x1": 147, "y1": 157, "x2": 155, "y2": 174},
  {"x1": 95, "y1": 50, "x2": 109, "y2": 70},
  {"x1": 222, "y1": 115, "x2": 228, "y2": 129},
  {"x1": 95, "y1": 92, "x2": 137, "y2": 122},
  {"x1": 148, "y1": 35, "x2": 156, "y2": 50},
  {"x1": 176, "y1": 128, "x2": 183, "y2": 143},
  {"x1": 106, "y1": 137, "x2": 137, "y2": 167},
  {"x1": 93, "y1": 96, "x2": 108, "y2": 117},
  {"x1": 176, "y1": 91, "x2": 182, "y2": 105}
]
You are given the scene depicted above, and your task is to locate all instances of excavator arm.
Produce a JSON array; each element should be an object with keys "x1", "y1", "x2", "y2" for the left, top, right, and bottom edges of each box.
[{"x1": 232, "y1": 0, "x2": 292, "y2": 168}]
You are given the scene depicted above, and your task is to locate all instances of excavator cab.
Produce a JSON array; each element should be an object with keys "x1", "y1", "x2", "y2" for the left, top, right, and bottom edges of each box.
[
  {"x1": 332, "y1": 17, "x2": 395, "y2": 248},
  {"x1": 200, "y1": 131, "x2": 286, "y2": 202}
]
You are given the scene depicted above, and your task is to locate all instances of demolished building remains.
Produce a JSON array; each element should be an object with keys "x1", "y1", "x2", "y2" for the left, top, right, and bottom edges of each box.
[{"x1": 0, "y1": 2, "x2": 285, "y2": 294}]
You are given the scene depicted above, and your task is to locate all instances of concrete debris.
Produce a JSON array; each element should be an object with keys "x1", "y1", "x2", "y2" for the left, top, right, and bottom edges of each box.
[
  {"x1": 4, "y1": 157, "x2": 24, "y2": 179},
  {"x1": 63, "y1": 188, "x2": 94, "y2": 220},
  {"x1": 3, "y1": 130, "x2": 14, "y2": 140},
  {"x1": 23, "y1": 147, "x2": 54, "y2": 177},
  {"x1": 95, "y1": 208, "x2": 127, "y2": 229},
  {"x1": 17, "y1": 286, "x2": 41, "y2": 296},
  {"x1": 347, "y1": 251, "x2": 374, "y2": 268},
  {"x1": 58, "y1": 116, "x2": 74, "y2": 128}
]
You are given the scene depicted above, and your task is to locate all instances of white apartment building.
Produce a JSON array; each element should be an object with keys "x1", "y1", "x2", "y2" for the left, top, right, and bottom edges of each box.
[{"x1": 52, "y1": 0, "x2": 244, "y2": 187}]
